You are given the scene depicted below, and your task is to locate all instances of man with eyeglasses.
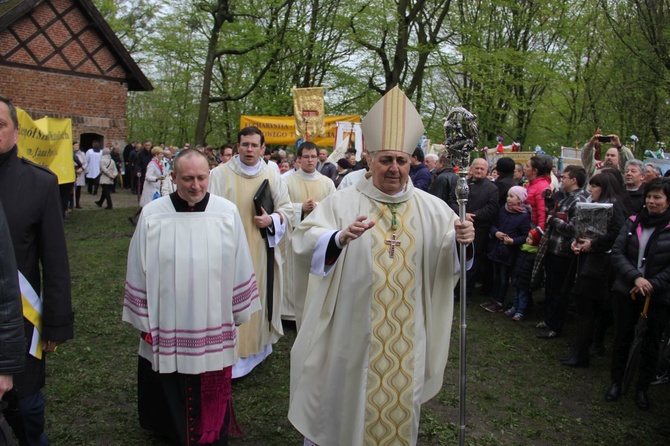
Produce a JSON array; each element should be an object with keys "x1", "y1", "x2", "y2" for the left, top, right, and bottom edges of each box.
[
  {"x1": 288, "y1": 87, "x2": 474, "y2": 446},
  {"x1": 208, "y1": 126, "x2": 293, "y2": 378}
]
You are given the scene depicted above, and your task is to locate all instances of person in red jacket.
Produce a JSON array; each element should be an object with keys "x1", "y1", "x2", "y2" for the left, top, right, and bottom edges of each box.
[{"x1": 524, "y1": 156, "x2": 552, "y2": 230}]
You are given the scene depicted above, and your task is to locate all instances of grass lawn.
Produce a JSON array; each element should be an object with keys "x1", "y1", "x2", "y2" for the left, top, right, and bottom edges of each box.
[{"x1": 44, "y1": 200, "x2": 670, "y2": 445}]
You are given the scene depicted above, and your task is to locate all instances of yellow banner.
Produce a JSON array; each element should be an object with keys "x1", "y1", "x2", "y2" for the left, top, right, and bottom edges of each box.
[
  {"x1": 17, "y1": 108, "x2": 74, "y2": 185},
  {"x1": 293, "y1": 87, "x2": 326, "y2": 139},
  {"x1": 240, "y1": 115, "x2": 360, "y2": 147},
  {"x1": 485, "y1": 151, "x2": 533, "y2": 166}
]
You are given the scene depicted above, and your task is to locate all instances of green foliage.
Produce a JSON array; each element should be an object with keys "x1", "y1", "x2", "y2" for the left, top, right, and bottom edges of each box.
[{"x1": 90, "y1": 0, "x2": 670, "y2": 154}]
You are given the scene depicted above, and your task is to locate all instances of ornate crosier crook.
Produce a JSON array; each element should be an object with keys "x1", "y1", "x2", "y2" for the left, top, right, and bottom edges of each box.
[{"x1": 444, "y1": 106, "x2": 478, "y2": 446}]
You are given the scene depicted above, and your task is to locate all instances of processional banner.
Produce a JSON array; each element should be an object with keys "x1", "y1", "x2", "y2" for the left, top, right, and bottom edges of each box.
[
  {"x1": 17, "y1": 108, "x2": 74, "y2": 184},
  {"x1": 292, "y1": 87, "x2": 326, "y2": 140},
  {"x1": 331, "y1": 121, "x2": 363, "y2": 162},
  {"x1": 240, "y1": 115, "x2": 360, "y2": 146}
]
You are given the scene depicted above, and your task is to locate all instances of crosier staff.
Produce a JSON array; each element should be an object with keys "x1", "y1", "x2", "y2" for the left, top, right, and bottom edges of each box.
[{"x1": 443, "y1": 107, "x2": 478, "y2": 446}]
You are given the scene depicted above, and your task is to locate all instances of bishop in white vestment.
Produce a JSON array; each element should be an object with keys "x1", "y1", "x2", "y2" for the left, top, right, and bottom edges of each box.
[{"x1": 288, "y1": 87, "x2": 475, "y2": 446}]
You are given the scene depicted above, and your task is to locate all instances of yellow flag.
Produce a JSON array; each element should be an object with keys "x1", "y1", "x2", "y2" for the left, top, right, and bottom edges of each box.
[
  {"x1": 240, "y1": 115, "x2": 360, "y2": 146},
  {"x1": 292, "y1": 87, "x2": 326, "y2": 140},
  {"x1": 16, "y1": 108, "x2": 75, "y2": 184}
]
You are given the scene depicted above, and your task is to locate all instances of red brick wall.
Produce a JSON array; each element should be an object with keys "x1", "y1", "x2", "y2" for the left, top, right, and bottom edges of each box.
[{"x1": 0, "y1": 0, "x2": 135, "y2": 148}]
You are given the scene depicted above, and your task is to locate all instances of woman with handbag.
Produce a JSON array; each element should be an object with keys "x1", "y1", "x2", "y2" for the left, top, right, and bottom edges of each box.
[
  {"x1": 96, "y1": 148, "x2": 118, "y2": 210},
  {"x1": 605, "y1": 178, "x2": 670, "y2": 410},
  {"x1": 561, "y1": 172, "x2": 630, "y2": 368}
]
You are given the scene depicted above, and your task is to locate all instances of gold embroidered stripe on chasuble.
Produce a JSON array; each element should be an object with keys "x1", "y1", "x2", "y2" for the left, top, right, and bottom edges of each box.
[{"x1": 364, "y1": 200, "x2": 417, "y2": 445}]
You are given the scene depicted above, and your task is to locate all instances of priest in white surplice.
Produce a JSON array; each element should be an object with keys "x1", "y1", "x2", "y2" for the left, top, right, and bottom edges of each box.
[
  {"x1": 123, "y1": 149, "x2": 261, "y2": 445},
  {"x1": 288, "y1": 87, "x2": 475, "y2": 446},
  {"x1": 281, "y1": 141, "x2": 336, "y2": 319},
  {"x1": 208, "y1": 126, "x2": 293, "y2": 377}
]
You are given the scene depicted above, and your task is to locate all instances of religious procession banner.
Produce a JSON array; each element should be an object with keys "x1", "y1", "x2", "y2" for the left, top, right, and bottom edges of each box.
[
  {"x1": 559, "y1": 146, "x2": 583, "y2": 170},
  {"x1": 292, "y1": 87, "x2": 326, "y2": 140},
  {"x1": 17, "y1": 108, "x2": 74, "y2": 184},
  {"x1": 240, "y1": 115, "x2": 360, "y2": 147},
  {"x1": 484, "y1": 150, "x2": 533, "y2": 166},
  {"x1": 331, "y1": 121, "x2": 363, "y2": 161}
]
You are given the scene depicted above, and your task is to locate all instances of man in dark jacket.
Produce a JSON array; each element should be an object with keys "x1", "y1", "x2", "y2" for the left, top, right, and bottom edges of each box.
[
  {"x1": 316, "y1": 148, "x2": 337, "y2": 182},
  {"x1": 537, "y1": 165, "x2": 588, "y2": 339},
  {"x1": 428, "y1": 152, "x2": 458, "y2": 204},
  {"x1": 409, "y1": 148, "x2": 432, "y2": 191},
  {"x1": 449, "y1": 157, "x2": 499, "y2": 299},
  {"x1": 0, "y1": 95, "x2": 74, "y2": 445},
  {"x1": 0, "y1": 201, "x2": 24, "y2": 397},
  {"x1": 494, "y1": 157, "x2": 517, "y2": 206},
  {"x1": 122, "y1": 141, "x2": 138, "y2": 190},
  {"x1": 624, "y1": 159, "x2": 645, "y2": 214},
  {"x1": 134, "y1": 140, "x2": 153, "y2": 194}
]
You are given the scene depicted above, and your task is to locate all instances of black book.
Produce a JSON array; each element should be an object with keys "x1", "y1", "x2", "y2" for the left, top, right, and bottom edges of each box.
[{"x1": 253, "y1": 179, "x2": 274, "y2": 238}]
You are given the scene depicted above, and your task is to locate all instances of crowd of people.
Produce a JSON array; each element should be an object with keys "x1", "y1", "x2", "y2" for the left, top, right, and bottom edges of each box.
[
  {"x1": 2, "y1": 85, "x2": 670, "y2": 445},
  {"x1": 467, "y1": 144, "x2": 670, "y2": 425}
]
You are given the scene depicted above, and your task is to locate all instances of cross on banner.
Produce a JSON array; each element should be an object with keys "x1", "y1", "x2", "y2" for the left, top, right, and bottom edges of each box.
[{"x1": 385, "y1": 233, "x2": 401, "y2": 258}]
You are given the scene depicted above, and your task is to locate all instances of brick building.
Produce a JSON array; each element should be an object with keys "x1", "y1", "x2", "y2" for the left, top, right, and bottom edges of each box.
[{"x1": 0, "y1": 0, "x2": 151, "y2": 150}]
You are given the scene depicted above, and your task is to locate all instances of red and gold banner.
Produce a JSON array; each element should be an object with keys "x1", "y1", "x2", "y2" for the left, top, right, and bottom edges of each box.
[
  {"x1": 292, "y1": 87, "x2": 326, "y2": 139},
  {"x1": 240, "y1": 115, "x2": 359, "y2": 146}
]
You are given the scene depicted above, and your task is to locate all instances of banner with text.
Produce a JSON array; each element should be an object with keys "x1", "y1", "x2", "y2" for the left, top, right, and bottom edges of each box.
[
  {"x1": 292, "y1": 87, "x2": 326, "y2": 140},
  {"x1": 17, "y1": 108, "x2": 74, "y2": 184},
  {"x1": 240, "y1": 115, "x2": 360, "y2": 147}
]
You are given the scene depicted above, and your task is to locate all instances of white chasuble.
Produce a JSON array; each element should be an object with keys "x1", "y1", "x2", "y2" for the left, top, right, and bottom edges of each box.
[
  {"x1": 289, "y1": 175, "x2": 459, "y2": 446},
  {"x1": 282, "y1": 170, "x2": 335, "y2": 318},
  {"x1": 208, "y1": 158, "x2": 293, "y2": 361}
]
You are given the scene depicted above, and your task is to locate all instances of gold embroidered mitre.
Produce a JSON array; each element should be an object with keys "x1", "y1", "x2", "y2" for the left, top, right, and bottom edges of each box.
[{"x1": 361, "y1": 86, "x2": 425, "y2": 155}]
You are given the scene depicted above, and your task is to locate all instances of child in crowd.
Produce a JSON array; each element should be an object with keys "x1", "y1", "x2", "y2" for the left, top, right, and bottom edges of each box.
[
  {"x1": 506, "y1": 227, "x2": 543, "y2": 321},
  {"x1": 482, "y1": 186, "x2": 532, "y2": 313}
]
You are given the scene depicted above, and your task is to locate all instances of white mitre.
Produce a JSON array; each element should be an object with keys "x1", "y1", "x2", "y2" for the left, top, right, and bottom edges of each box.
[{"x1": 361, "y1": 85, "x2": 425, "y2": 155}]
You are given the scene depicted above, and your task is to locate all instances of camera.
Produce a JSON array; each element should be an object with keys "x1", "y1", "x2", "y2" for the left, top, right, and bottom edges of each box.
[{"x1": 597, "y1": 135, "x2": 612, "y2": 143}]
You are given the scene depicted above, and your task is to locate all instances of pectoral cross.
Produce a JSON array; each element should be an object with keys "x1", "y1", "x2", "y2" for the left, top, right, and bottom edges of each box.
[{"x1": 385, "y1": 233, "x2": 402, "y2": 258}]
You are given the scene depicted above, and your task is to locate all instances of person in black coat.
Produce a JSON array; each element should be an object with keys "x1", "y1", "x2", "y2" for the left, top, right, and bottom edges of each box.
[
  {"x1": 134, "y1": 140, "x2": 154, "y2": 195},
  {"x1": 122, "y1": 141, "x2": 138, "y2": 190},
  {"x1": 0, "y1": 200, "x2": 25, "y2": 395},
  {"x1": 561, "y1": 173, "x2": 630, "y2": 368},
  {"x1": 494, "y1": 157, "x2": 517, "y2": 207},
  {"x1": 605, "y1": 178, "x2": 670, "y2": 410},
  {"x1": 0, "y1": 95, "x2": 74, "y2": 445},
  {"x1": 449, "y1": 157, "x2": 499, "y2": 299},
  {"x1": 427, "y1": 152, "x2": 458, "y2": 204}
]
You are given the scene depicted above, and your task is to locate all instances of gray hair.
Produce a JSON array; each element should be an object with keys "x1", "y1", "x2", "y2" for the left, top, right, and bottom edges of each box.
[
  {"x1": 425, "y1": 153, "x2": 438, "y2": 162},
  {"x1": 645, "y1": 163, "x2": 662, "y2": 176},
  {"x1": 625, "y1": 159, "x2": 644, "y2": 171}
]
